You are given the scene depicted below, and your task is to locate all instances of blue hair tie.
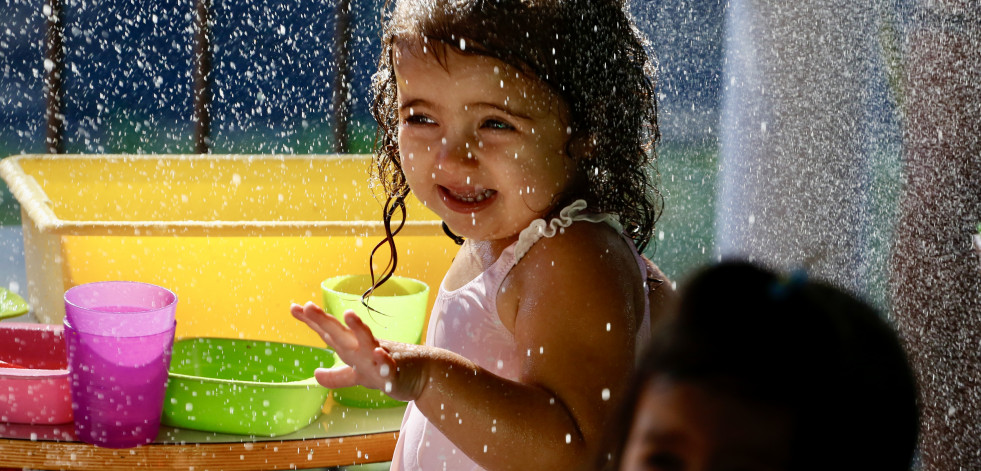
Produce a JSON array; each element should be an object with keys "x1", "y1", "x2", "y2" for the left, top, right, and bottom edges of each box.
[{"x1": 770, "y1": 268, "x2": 808, "y2": 299}]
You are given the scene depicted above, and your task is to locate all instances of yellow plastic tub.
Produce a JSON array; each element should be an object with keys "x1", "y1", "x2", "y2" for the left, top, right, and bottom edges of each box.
[{"x1": 0, "y1": 154, "x2": 455, "y2": 346}]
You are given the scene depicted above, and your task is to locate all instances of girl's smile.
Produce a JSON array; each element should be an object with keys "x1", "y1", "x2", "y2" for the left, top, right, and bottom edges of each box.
[
  {"x1": 393, "y1": 40, "x2": 576, "y2": 243},
  {"x1": 437, "y1": 184, "x2": 498, "y2": 212}
]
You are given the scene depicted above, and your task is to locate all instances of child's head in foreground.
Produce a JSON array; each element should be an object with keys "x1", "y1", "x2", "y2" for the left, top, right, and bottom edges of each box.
[
  {"x1": 369, "y1": 0, "x2": 662, "y2": 250},
  {"x1": 605, "y1": 261, "x2": 919, "y2": 471}
]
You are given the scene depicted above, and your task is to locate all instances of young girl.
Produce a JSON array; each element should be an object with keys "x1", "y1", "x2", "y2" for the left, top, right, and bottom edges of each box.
[{"x1": 291, "y1": 1, "x2": 673, "y2": 469}]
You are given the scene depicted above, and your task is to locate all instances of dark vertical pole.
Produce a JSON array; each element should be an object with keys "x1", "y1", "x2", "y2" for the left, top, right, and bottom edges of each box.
[
  {"x1": 193, "y1": 0, "x2": 213, "y2": 154},
  {"x1": 44, "y1": 0, "x2": 65, "y2": 154},
  {"x1": 890, "y1": 5, "x2": 981, "y2": 469},
  {"x1": 331, "y1": 0, "x2": 351, "y2": 153}
]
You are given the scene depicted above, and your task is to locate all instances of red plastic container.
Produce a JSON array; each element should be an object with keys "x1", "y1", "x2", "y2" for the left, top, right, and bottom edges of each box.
[{"x1": 0, "y1": 322, "x2": 73, "y2": 424}]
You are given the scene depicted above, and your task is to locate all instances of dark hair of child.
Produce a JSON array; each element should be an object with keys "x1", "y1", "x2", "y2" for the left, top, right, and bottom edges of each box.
[
  {"x1": 603, "y1": 260, "x2": 920, "y2": 470},
  {"x1": 364, "y1": 0, "x2": 663, "y2": 294}
]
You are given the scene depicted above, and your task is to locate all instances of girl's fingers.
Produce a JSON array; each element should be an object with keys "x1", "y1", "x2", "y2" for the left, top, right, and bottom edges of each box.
[
  {"x1": 290, "y1": 302, "x2": 325, "y2": 327},
  {"x1": 291, "y1": 307, "x2": 328, "y2": 336},
  {"x1": 293, "y1": 303, "x2": 401, "y2": 394},
  {"x1": 298, "y1": 302, "x2": 361, "y2": 352},
  {"x1": 292, "y1": 303, "x2": 396, "y2": 391},
  {"x1": 344, "y1": 310, "x2": 380, "y2": 352},
  {"x1": 314, "y1": 366, "x2": 358, "y2": 389},
  {"x1": 301, "y1": 300, "x2": 329, "y2": 319},
  {"x1": 291, "y1": 303, "x2": 341, "y2": 348}
]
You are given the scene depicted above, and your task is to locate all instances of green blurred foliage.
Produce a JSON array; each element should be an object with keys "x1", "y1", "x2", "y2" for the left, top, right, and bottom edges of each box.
[
  {"x1": 0, "y1": 183, "x2": 19, "y2": 226},
  {"x1": 648, "y1": 142, "x2": 719, "y2": 282}
]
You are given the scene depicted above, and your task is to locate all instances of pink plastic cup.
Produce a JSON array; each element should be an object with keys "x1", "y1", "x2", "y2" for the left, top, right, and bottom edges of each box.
[
  {"x1": 64, "y1": 320, "x2": 175, "y2": 448},
  {"x1": 65, "y1": 281, "x2": 177, "y2": 336}
]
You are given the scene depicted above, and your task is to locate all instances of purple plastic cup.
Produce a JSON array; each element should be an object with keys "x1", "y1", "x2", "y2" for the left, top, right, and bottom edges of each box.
[
  {"x1": 65, "y1": 281, "x2": 177, "y2": 337},
  {"x1": 64, "y1": 320, "x2": 175, "y2": 448}
]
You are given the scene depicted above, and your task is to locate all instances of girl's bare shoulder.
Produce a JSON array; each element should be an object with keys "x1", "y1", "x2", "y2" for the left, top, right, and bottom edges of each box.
[
  {"x1": 519, "y1": 220, "x2": 638, "y2": 275},
  {"x1": 503, "y1": 220, "x2": 644, "y2": 320}
]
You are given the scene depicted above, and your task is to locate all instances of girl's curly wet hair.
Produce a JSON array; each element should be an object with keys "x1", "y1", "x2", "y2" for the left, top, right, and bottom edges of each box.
[{"x1": 364, "y1": 0, "x2": 662, "y2": 297}]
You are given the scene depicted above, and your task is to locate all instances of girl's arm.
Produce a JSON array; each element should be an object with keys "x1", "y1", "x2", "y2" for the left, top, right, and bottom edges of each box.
[{"x1": 291, "y1": 223, "x2": 653, "y2": 470}]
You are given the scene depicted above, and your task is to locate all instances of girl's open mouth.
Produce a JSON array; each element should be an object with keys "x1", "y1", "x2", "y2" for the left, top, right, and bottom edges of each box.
[{"x1": 437, "y1": 185, "x2": 498, "y2": 212}]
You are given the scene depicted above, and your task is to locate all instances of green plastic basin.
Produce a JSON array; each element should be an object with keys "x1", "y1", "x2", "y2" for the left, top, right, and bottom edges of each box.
[{"x1": 162, "y1": 337, "x2": 334, "y2": 436}]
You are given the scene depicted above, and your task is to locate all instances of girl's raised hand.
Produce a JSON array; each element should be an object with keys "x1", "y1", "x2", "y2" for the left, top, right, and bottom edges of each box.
[{"x1": 289, "y1": 302, "x2": 423, "y2": 401}]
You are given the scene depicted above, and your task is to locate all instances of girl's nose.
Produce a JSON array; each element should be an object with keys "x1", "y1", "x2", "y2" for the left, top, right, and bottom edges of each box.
[{"x1": 435, "y1": 131, "x2": 479, "y2": 168}]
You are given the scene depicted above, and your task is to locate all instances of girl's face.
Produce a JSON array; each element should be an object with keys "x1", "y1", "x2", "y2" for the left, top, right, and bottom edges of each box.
[
  {"x1": 393, "y1": 41, "x2": 576, "y2": 242},
  {"x1": 619, "y1": 379, "x2": 792, "y2": 471}
]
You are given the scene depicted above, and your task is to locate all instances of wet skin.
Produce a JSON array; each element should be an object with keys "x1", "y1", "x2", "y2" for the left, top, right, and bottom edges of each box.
[{"x1": 393, "y1": 40, "x2": 577, "y2": 248}]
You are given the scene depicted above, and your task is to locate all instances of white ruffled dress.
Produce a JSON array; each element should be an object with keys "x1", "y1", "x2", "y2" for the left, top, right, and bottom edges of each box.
[{"x1": 391, "y1": 200, "x2": 653, "y2": 471}]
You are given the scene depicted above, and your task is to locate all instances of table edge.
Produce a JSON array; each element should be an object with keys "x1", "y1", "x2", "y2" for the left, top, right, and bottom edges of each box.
[{"x1": 0, "y1": 431, "x2": 398, "y2": 470}]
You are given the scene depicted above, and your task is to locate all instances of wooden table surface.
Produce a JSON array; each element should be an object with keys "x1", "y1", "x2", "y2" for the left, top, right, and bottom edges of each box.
[
  {"x1": 0, "y1": 403, "x2": 404, "y2": 471},
  {"x1": 0, "y1": 432, "x2": 398, "y2": 470}
]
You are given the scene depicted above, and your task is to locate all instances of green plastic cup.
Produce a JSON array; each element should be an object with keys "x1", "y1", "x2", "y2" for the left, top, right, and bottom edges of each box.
[{"x1": 321, "y1": 274, "x2": 429, "y2": 408}]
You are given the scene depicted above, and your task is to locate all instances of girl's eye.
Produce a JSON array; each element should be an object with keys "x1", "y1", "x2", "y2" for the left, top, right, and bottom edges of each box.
[
  {"x1": 481, "y1": 118, "x2": 515, "y2": 131},
  {"x1": 404, "y1": 114, "x2": 435, "y2": 126}
]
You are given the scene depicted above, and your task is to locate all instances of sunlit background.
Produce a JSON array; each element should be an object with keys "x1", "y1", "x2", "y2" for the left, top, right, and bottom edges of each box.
[
  {"x1": 2, "y1": 1, "x2": 979, "y2": 468},
  {"x1": 4, "y1": 0, "x2": 909, "y2": 306},
  {"x1": 1, "y1": 0, "x2": 724, "y2": 288}
]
